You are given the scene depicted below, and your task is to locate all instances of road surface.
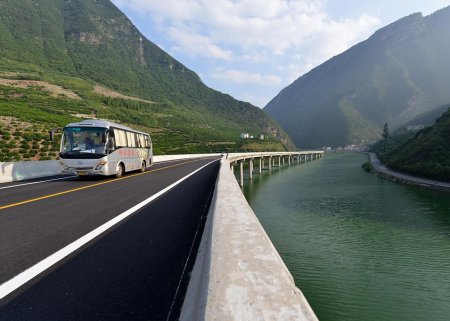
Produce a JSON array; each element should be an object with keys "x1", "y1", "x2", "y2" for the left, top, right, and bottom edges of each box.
[
  {"x1": 369, "y1": 153, "x2": 450, "y2": 192},
  {"x1": 0, "y1": 157, "x2": 220, "y2": 320}
]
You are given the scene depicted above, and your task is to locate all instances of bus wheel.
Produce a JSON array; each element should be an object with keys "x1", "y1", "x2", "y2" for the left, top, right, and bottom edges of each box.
[
  {"x1": 116, "y1": 163, "x2": 124, "y2": 178},
  {"x1": 140, "y1": 161, "x2": 146, "y2": 173}
]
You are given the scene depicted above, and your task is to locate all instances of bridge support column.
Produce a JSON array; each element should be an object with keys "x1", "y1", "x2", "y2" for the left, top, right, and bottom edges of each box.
[
  {"x1": 249, "y1": 159, "x2": 253, "y2": 180},
  {"x1": 239, "y1": 161, "x2": 244, "y2": 187},
  {"x1": 259, "y1": 158, "x2": 262, "y2": 173},
  {"x1": 269, "y1": 157, "x2": 272, "y2": 170}
]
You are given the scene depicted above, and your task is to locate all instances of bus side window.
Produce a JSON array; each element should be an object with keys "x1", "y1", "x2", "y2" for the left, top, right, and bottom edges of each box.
[
  {"x1": 135, "y1": 134, "x2": 140, "y2": 147},
  {"x1": 114, "y1": 129, "x2": 127, "y2": 148}
]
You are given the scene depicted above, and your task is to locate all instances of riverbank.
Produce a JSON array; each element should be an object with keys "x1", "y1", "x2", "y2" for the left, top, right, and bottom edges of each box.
[{"x1": 367, "y1": 153, "x2": 450, "y2": 192}]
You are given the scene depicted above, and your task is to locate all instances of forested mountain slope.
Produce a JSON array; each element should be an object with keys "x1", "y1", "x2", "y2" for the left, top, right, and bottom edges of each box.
[
  {"x1": 0, "y1": 0, "x2": 293, "y2": 161},
  {"x1": 382, "y1": 107, "x2": 450, "y2": 182},
  {"x1": 265, "y1": 6, "x2": 450, "y2": 148}
]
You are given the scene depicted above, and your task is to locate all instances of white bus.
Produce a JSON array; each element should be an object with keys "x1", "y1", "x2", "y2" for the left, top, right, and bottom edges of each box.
[{"x1": 53, "y1": 119, "x2": 153, "y2": 178}]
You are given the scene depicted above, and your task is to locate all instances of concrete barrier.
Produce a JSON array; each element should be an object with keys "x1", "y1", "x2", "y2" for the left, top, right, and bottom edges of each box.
[
  {"x1": 0, "y1": 160, "x2": 62, "y2": 183},
  {"x1": 180, "y1": 157, "x2": 318, "y2": 321},
  {"x1": 0, "y1": 154, "x2": 222, "y2": 183}
]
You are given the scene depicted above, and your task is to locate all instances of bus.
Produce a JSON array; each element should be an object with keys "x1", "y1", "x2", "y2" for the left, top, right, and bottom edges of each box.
[{"x1": 52, "y1": 119, "x2": 153, "y2": 178}]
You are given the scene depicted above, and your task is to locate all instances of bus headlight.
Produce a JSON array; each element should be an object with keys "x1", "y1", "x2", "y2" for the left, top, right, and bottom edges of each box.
[{"x1": 95, "y1": 161, "x2": 107, "y2": 170}]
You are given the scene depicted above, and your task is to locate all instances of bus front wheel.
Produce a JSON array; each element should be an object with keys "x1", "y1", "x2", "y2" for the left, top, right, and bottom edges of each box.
[
  {"x1": 116, "y1": 163, "x2": 124, "y2": 178},
  {"x1": 141, "y1": 161, "x2": 146, "y2": 173}
]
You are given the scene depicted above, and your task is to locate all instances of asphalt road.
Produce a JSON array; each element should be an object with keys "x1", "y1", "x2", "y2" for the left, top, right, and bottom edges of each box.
[
  {"x1": 0, "y1": 157, "x2": 220, "y2": 320},
  {"x1": 369, "y1": 153, "x2": 450, "y2": 191}
]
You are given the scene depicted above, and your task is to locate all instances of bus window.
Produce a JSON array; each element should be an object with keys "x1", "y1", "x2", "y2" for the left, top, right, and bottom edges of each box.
[
  {"x1": 135, "y1": 134, "x2": 140, "y2": 147},
  {"x1": 126, "y1": 131, "x2": 135, "y2": 147},
  {"x1": 114, "y1": 129, "x2": 127, "y2": 147},
  {"x1": 139, "y1": 134, "x2": 146, "y2": 148}
]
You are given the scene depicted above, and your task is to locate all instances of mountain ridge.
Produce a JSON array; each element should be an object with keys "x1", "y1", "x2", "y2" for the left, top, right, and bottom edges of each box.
[{"x1": 265, "y1": 6, "x2": 450, "y2": 148}]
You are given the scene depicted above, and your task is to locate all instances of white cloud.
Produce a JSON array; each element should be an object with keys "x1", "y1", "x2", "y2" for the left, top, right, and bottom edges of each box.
[
  {"x1": 112, "y1": 0, "x2": 381, "y2": 106},
  {"x1": 167, "y1": 26, "x2": 233, "y2": 61},
  {"x1": 113, "y1": 0, "x2": 380, "y2": 63},
  {"x1": 211, "y1": 69, "x2": 282, "y2": 85}
]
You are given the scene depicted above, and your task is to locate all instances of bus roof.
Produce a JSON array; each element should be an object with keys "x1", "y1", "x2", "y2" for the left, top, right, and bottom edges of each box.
[{"x1": 65, "y1": 119, "x2": 148, "y2": 136}]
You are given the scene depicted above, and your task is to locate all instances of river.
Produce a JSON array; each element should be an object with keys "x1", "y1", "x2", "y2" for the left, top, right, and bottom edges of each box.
[{"x1": 241, "y1": 152, "x2": 450, "y2": 321}]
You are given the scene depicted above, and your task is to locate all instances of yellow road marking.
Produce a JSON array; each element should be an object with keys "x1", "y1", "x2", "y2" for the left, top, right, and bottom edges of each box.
[{"x1": 0, "y1": 158, "x2": 212, "y2": 211}]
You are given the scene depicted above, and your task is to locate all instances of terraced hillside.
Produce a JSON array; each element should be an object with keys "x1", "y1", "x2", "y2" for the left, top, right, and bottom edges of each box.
[{"x1": 0, "y1": 0, "x2": 294, "y2": 161}]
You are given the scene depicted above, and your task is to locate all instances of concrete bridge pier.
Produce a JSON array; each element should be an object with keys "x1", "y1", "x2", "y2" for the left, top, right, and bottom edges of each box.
[
  {"x1": 228, "y1": 151, "x2": 323, "y2": 188},
  {"x1": 239, "y1": 160, "x2": 244, "y2": 187}
]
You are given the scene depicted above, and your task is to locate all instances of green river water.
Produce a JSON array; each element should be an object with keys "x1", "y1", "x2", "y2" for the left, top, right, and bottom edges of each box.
[{"x1": 241, "y1": 152, "x2": 450, "y2": 321}]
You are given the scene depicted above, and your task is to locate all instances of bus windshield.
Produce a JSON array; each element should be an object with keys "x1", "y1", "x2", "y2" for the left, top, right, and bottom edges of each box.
[{"x1": 60, "y1": 127, "x2": 108, "y2": 159}]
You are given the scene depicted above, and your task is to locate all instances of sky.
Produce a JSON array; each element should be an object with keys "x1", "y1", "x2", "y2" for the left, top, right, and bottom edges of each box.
[{"x1": 110, "y1": 0, "x2": 450, "y2": 108}]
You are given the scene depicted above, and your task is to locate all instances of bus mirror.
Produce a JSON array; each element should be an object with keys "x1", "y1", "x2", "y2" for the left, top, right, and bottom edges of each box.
[
  {"x1": 102, "y1": 133, "x2": 106, "y2": 143},
  {"x1": 49, "y1": 128, "x2": 62, "y2": 141}
]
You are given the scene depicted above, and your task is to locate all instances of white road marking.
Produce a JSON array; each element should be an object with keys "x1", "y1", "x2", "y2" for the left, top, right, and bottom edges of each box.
[
  {"x1": 0, "y1": 176, "x2": 76, "y2": 190},
  {"x1": 0, "y1": 159, "x2": 217, "y2": 301}
]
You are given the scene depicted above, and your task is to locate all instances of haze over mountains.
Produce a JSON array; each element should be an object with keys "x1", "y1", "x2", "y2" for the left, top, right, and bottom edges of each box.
[
  {"x1": 0, "y1": 0, "x2": 293, "y2": 157},
  {"x1": 265, "y1": 6, "x2": 450, "y2": 149}
]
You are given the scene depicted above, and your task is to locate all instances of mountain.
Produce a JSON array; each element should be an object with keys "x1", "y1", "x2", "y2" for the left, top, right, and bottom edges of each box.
[
  {"x1": 265, "y1": 6, "x2": 450, "y2": 148},
  {"x1": 382, "y1": 107, "x2": 450, "y2": 182},
  {"x1": 0, "y1": 0, "x2": 294, "y2": 161},
  {"x1": 404, "y1": 103, "x2": 450, "y2": 127}
]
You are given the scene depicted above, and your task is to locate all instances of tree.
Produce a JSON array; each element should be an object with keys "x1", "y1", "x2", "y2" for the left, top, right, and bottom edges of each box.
[{"x1": 382, "y1": 122, "x2": 389, "y2": 153}]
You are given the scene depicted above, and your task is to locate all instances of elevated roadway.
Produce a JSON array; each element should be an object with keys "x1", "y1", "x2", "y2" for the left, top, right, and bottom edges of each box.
[
  {"x1": 0, "y1": 152, "x2": 323, "y2": 320},
  {"x1": 0, "y1": 157, "x2": 220, "y2": 320}
]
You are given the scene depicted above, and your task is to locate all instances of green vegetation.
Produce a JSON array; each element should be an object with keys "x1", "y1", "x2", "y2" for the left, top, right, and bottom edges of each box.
[
  {"x1": 0, "y1": 0, "x2": 294, "y2": 161},
  {"x1": 361, "y1": 161, "x2": 373, "y2": 172},
  {"x1": 265, "y1": 8, "x2": 450, "y2": 148},
  {"x1": 372, "y1": 107, "x2": 450, "y2": 182}
]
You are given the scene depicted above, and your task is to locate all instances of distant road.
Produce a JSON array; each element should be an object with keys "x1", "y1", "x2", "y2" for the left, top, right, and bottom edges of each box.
[
  {"x1": 369, "y1": 153, "x2": 450, "y2": 192},
  {"x1": 0, "y1": 157, "x2": 220, "y2": 320}
]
